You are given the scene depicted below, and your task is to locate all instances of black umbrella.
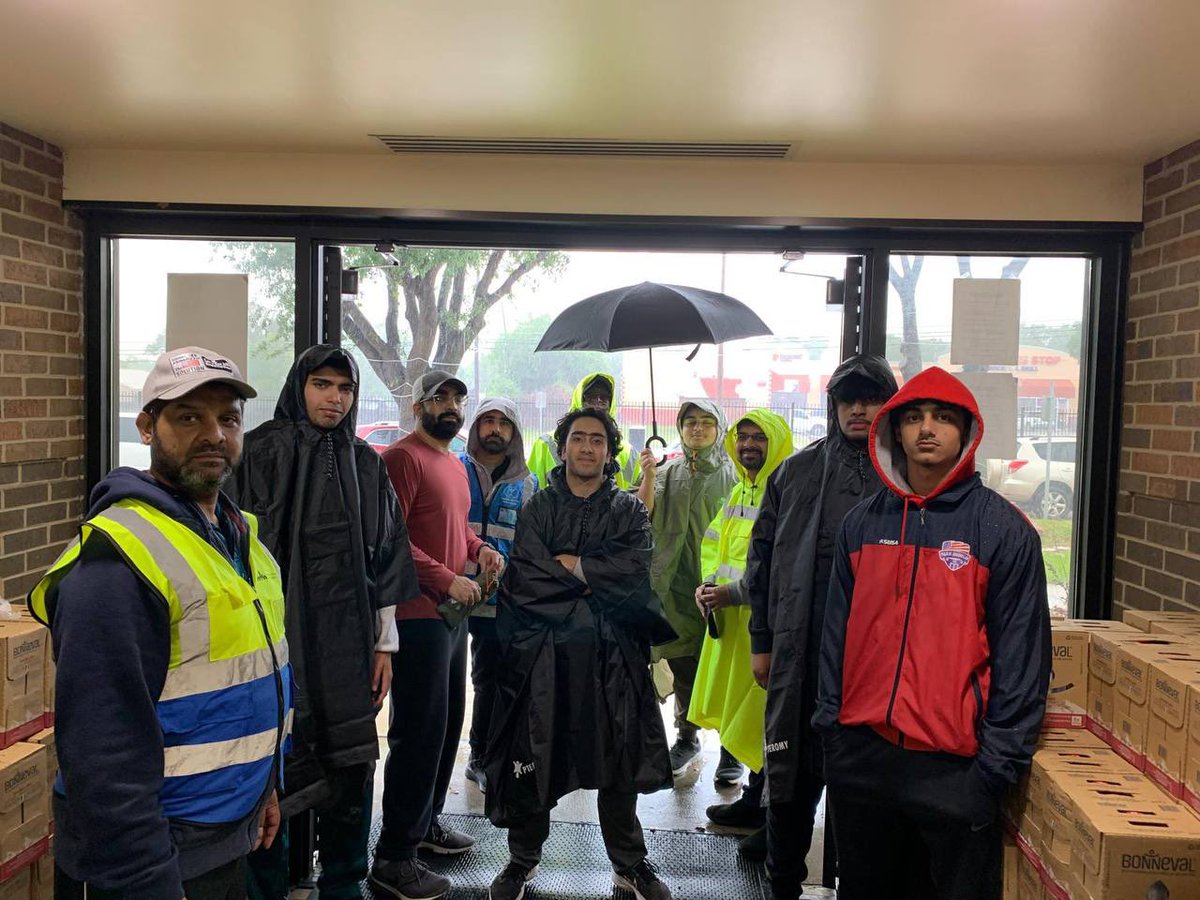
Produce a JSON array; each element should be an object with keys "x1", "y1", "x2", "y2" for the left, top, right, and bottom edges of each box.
[{"x1": 536, "y1": 281, "x2": 772, "y2": 448}]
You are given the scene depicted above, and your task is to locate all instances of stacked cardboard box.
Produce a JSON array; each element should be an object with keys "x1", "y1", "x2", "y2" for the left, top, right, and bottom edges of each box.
[
  {"x1": 1123, "y1": 609, "x2": 1200, "y2": 632},
  {"x1": 13, "y1": 607, "x2": 53, "y2": 729},
  {"x1": 0, "y1": 743, "x2": 47, "y2": 882},
  {"x1": 1048, "y1": 620, "x2": 1137, "y2": 729},
  {"x1": 21, "y1": 733, "x2": 53, "y2": 818},
  {"x1": 1111, "y1": 635, "x2": 1200, "y2": 768},
  {"x1": 29, "y1": 847, "x2": 50, "y2": 900},
  {"x1": 0, "y1": 624, "x2": 44, "y2": 750}
]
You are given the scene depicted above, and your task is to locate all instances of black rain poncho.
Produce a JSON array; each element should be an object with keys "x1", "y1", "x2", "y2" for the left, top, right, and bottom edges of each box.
[
  {"x1": 229, "y1": 345, "x2": 419, "y2": 816},
  {"x1": 644, "y1": 399, "x2": 735, "y2": 662},
  {"x1": 483, "y1": 467, "x2": 676, "y2": 827},
  {"x1": 745, "y1": 354, "x2": 898, "y2": 802}
]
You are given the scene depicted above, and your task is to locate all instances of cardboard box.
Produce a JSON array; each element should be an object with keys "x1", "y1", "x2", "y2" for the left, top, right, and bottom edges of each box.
[
  {"x1": 1070, "y1": 790, "x2": 1200, "y2": 899},
  {"x1": 1184, "y1": 728, "x2": 1200, "y2": 816},
  {"x1": 1039, "y1": 768, "x2": 1162, "y2": 884},
  {"x1": 1048, "y1": 624, "x2": 1090, "y2": 727},
  {"x1": 1088, "y1": 671, "x2": 1117, "y2": 741},
  {"x1": 1028, "y1": 747, "x2": 1135, "y2": 831},
  {"x1": 1144, "y1": 660, "x2": 1200, "y2": 797},
  {"x1": 1150, "y1": 620, "x2": 1200, "y2": 637},
  {"x1": 0, "y1": 743, "x2": 46, "y2": 877},
  {"x1": 20, "y1": 732, "x2": 53, "y2": 812},
  {"x1": 0, "y1": 624, "x2": 44, "y2": 748},
  {"x1": 30, "y1": 844, "x2": 51, "y2": 900},
  {"x1": 11, "y1": 609, "x2": 52, "y2": 728},
  {"x1": 1017, "y1": 846, "x2": 1042, "y2": 900},
  {"x1": 1123, "y1": 608, "x2": 1200, "y2": 632},
  {"x1": 1110, "y1": 637, "x2": 1200, "y2": 768},
  {"x1": 0, "y1": 866, "x2": 29, "y2": 900},
  {"x1": 1039, "y1": 728, "x2": 1111, "y2": 750},
  {"x1": 1003, "y1": 833, "x2": 1020, "y2": 900}
]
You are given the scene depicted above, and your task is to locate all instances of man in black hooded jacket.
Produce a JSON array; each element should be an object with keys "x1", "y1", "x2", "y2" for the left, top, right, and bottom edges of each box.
[
  {"x1": 744, "y1": 354, "x2": 897, "y2": 900},
  {"x1": 484, "y1": 409, "x2": 676, "y2": 900},
  {"x1": 231, "y1": 345, "x2": 419, "y2": 899}
]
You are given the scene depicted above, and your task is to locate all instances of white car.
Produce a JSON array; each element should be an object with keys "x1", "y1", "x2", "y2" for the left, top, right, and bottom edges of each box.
[
  {"x1": 987, "y1": 437, "x2": 1076, "y2": 519},
  {"x1": 116, "y1": 412, "x2": 151, "y2": 469}
]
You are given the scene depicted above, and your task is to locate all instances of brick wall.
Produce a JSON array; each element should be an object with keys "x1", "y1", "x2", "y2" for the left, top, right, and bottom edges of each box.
[
  {"x1": 1114, "y1": 139, "x2": 1200, "y2": 615},
  {"x1": 0, "y1": 122, "x2": 85, "y2": 601}
]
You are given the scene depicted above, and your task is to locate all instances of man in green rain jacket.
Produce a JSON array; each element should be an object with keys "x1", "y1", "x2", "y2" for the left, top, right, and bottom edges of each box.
[
  {"x1": 527, "y1": 372, "x2": 639, "y2": 490},
  {"x1": 689, "y1": 410, "x2": 793, "y2": 845},
  {"x1": 637, "y1": 400, "x2": 736, "y2": 777}
]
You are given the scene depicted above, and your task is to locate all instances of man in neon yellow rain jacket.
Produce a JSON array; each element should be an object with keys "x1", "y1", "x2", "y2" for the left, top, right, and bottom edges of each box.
[
  {"x1": 689, "y1": 410, "x2": 792, "y2": 844},
  {"x1": 527, "y1": 372, "x2": 639, "y2": 490}
]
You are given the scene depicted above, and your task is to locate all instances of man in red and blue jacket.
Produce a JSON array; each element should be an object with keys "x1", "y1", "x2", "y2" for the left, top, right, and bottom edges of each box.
[{"x1": 814, "y1": 367, "x2": 1051, "y2": 900}]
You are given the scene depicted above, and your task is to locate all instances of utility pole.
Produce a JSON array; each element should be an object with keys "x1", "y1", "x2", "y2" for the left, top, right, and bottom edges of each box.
[{"x1": 716, "y1": 253, "x2": 726, "y2": 406}]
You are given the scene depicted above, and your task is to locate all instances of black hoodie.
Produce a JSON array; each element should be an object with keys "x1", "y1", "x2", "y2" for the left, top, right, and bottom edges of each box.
[
  {"x1": 43, "y1": 469, "x2": 268, "y2": 898},
  {"x1": 230, "y1": 345, "x2": 419, "y2": 815}
]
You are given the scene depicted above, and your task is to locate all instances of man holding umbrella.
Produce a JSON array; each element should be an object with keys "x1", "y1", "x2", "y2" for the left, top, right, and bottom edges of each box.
[
  {"x1": 745, "y1": 355, "x2": 897, "y2": 900},
  {"x1": 485, "y1": 408, "x2": 676, "y2": 900},
  {"x1": 636, "y1": 400, "x2": 735, "y2": 776},
  {"x1": 526, "y1": 372, "x2": 639, "y2": 490}
]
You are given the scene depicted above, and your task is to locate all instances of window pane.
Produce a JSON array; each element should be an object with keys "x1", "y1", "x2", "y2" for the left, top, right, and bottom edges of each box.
[
  {"x1": 113, "y1": 238, "x2": 296, "y2": 469},
  {"x1": 884, "y1": 255, "x2": 1088, "y2": 617}
]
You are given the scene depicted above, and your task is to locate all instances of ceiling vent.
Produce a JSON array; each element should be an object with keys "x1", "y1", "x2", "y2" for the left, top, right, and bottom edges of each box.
[{"x1": 371, "y1": 135, "x2": 793, "y2": 159}]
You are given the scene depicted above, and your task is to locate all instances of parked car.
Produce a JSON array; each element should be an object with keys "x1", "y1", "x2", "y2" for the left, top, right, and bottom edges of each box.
[
  {"x1": 987, "y1": 436, "x2": 1076, "y2": 519},
  {"x1": 116, "y1": 411, "x2": 151, "y2": 469},
  {"x1": 791, "y1": 410, "x2": 828, "y2": 444},
  {"x1": 356, "y1": 421, "x2": 467, "y2": 454}
]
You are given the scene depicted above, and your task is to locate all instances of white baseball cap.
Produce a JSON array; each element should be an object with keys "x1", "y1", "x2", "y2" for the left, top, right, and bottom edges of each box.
[{"x1": 142, "y1": 346, "x2": 257, "y2": 408}]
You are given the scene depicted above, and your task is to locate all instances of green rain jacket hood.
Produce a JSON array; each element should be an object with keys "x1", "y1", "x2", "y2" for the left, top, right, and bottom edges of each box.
[
  {"x1": 647, "y1": 399, "x2": 736, "y2": 661},
  {"x1": 726, "y1": 408, "x2": 794, "y2": 486}
]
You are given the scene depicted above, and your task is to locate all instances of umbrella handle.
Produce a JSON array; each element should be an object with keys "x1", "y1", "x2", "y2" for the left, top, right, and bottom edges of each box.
[{"x1": 646, "y1": 433, "x2": 667, "y2": 450}]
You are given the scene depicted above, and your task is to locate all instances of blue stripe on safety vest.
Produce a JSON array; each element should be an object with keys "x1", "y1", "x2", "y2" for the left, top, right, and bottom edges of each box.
[
  {"x1": 161, "y1": 757, "x2": 274, "y2": 823},
  {"x1": 158, "y1": 667, "x2": 289, "y2": 748}
]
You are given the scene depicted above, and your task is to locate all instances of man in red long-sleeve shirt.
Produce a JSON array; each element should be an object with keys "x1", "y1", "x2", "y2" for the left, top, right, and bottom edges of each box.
[{"x1": 372, "y1": 370, "x2": 504, "y2": 900}]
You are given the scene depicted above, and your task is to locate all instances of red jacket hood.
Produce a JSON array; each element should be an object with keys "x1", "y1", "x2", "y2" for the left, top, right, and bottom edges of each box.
[{"x1": 869, "y1": 366, "x2": 984, "y2": 504}]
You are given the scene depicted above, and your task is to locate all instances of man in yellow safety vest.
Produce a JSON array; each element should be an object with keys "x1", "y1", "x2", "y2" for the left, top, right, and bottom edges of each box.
[{"x1": 31, "y1": 347, "x2": 293, "y2": 899}]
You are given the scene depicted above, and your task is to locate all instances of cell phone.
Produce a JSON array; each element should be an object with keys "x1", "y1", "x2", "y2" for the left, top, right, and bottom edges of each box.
[{"x1": 701, "y1": 581, "x2": 720, "y2": 639}]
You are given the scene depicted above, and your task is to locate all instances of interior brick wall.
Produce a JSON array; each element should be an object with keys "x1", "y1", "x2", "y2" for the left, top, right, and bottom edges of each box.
[
  {"x1": 0, "y1": 122, "x2": 85, "y2": 601},
  {"x1": 1114, "y1": 138, "x2": 1200, "y2": 616}
]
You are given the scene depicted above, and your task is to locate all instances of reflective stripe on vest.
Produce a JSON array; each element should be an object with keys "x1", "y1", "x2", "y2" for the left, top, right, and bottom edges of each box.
[
  {"x1": 30, "y1": 499, "x2": 291, "y2": 824},
  {"x1": 723, "y1": 504, "x2": 759, "y2": 522},
  {"x1": 716, "y1": 563, "x2": 744, "y2": 581}
]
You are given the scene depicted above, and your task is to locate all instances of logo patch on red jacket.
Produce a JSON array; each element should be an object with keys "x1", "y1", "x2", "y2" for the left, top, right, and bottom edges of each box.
[{"x1": 939, "y1": 540, "x2": 972, "y2": 571}]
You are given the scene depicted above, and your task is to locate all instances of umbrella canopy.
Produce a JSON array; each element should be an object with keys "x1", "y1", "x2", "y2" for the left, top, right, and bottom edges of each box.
[
  {"x1": 536, "y1": 282, "x2": 773, "y2": 448},
  {"x1": 535, "y1": 282, "x2": 771, "y2": 352}
]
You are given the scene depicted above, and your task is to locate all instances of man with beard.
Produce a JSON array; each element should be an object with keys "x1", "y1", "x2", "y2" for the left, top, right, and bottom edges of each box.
[
  {"x1": 459, "y1": 399, "x2": 538, "y2": 793},
  {"x1": 744, "y1": 355, "x2": 897, "y2": 900},
  {"x1": 373, "y1": 371, "x2": 505, "y2": 900},
  {"x1": 230, "y1": 345, "x2": 419, "y2": 899},
  {"x1": 527, "y1": 372, "x2": 639, "y2": 490},
  {"x1": 635, "y1": 400, "x2": 735, "y2": 777},
  {"x1": 689, "y1": 411, "x2": 792, "y2": 856},
  {"x1": 30, "y1": 347, "x2": 292, "y2": 899},
  {"x1": 484, "y1": 409, "x2": 675, "y2": 900}
]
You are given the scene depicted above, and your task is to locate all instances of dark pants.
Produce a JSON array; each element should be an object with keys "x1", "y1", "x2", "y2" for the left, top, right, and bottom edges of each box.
[
  {"x1": 468, "y1": 616, "x2": 501, "y2": 762},
  {"x1": 823, "y1": 725, "x2": 1001, "y2": 900},
  {"x1": 666, "y1": 655, "x2": 700, "y2": 738},
  {"x1": 830, "y1": 788, "x2": 998, "y2": 899},
  {"x1": 57, "y1": 857, "x2": 246, "y2": 900},
  {"x1": 377, "y1": 618, "x2": 468, "y2": 860},
  {"x1": 245, "y1": 764, "x2": 374, "y2": 900},
  {"x1": 507, "y1": 789, "x2": 648, "y2": 872},
  {"x1": 764, "y1": 772, "x2": 825, "y2": 898},
  {"x1": 743, "y1": 766, "x2": 765, "y2": 804}
]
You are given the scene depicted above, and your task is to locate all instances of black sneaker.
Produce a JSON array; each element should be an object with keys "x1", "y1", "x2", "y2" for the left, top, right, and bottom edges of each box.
[
  {"x1": 418, "y1": 818, "x2": 476, "y2": 855},
  {"x1": 614, "y1": 858, "x2": 672, "y2": 900},
  {"x1": 706, "y1": 791, "x2": 766, "y2": 828},
  {"x1": 714, "y1": 748, "x2": 745, "y2": 785},
  {"x1": 465, "y1": 758, "x2": 488, "y2": 793},
  {"x1": 369, "y1": 857, "x2": 451, "y2": 900},
  {"x1": 668, "y1": 735, "x2": 701, "y2": 776},
  {"x1": 488, "y1": 862, "x2": 538, "y2": 900},
  {"x1": 738, "y1": 825, "x2": 767, "y2": 861}
]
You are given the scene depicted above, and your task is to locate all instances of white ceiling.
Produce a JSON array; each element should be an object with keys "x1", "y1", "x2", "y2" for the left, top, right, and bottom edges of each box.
[{"x1": 3, "y1": 0, "x2": 1200, "y2": 165}]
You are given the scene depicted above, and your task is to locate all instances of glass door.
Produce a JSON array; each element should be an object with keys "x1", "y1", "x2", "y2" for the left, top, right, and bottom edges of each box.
[{"x1": 882, "y1": 254, "x2": 1090, "y2": 616}]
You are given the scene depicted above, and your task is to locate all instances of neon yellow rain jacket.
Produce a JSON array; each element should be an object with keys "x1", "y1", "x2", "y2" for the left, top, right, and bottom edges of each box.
[
  {"x1": 687, "y1": 409, "x2": 793, "y2": 771},
  {"x1": 526, "y1": 372, "x2": 639, "y2": 490}
]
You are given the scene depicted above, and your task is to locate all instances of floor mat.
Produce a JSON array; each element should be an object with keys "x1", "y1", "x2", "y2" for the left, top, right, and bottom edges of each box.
[{"x1": 366, "y1": 813, "x2": 768, "y2": 899}]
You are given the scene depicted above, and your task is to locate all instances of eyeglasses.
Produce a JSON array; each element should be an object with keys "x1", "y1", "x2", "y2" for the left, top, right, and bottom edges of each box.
[
  {"x1": 683, "y1": 419, "x2": 718, "y2": 430},
  {"x1": 424, "y1": 393, "x2": 466, "y2": 408}
]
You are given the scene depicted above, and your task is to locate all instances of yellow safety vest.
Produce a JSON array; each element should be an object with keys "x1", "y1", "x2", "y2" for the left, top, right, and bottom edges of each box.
[{"x1": 30, "y1": 498, "x2": 292, "y2": 823}]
